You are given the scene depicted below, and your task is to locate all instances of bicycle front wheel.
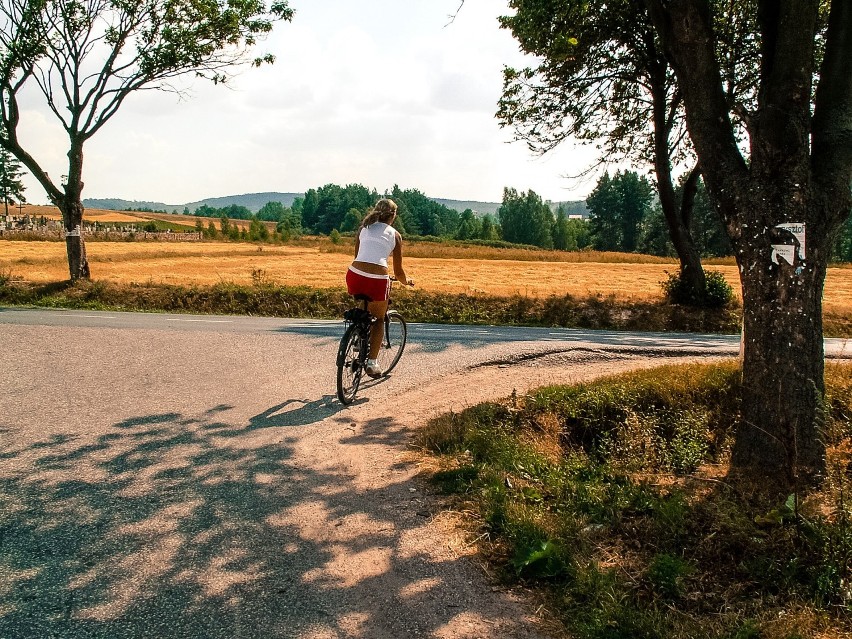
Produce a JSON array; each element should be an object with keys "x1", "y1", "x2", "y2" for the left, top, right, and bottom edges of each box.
[
  {"x1": 337, "y1": 323, "x2": 365, "y2": 404},
  {"x1": 376, "y1": 311, "x2": 407, "y2": 376}
]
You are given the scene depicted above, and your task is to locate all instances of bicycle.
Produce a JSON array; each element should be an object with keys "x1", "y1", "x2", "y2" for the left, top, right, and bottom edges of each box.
[{"x1": 336, "y1": 277, "x2": 409, "y2": 405}]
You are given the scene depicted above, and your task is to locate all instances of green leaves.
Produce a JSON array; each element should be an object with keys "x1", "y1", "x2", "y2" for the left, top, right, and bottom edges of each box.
[
  {"x1": 510, "y1": 539, "x2": 570, "y2": 578},
  {"x1": 498, "y1": 187, "x2": 554, "y2": 249}
]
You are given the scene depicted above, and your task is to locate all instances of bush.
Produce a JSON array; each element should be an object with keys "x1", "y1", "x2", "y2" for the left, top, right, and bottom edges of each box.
[{"x1": 662, "y1": 269, "x2": 733, "y2": 308}]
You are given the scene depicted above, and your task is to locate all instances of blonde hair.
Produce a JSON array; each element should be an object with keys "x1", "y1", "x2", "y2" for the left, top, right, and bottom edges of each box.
[{"x1": 360, "y1": 198, "x2": 398, "y2": 229}]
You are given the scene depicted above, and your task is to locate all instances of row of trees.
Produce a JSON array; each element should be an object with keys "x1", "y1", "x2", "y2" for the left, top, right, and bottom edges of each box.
[
  {"x1": 298, "y1": 183, "x2": 500, "y2": 239},
  {"x1": 198, "y1": 183, "x2": 506, "y2": 243},
  {"x1": 584, "y1": 169, "x2": 852, "y2": 262},
  {"x1": 183, "y1": 173, "x2": 852, "y2": 264}
]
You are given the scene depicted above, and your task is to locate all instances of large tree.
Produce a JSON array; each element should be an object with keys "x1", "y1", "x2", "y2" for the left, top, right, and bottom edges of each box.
[
  {"x1": 586, "y1": 170, "x2": 654, "y2": 252},
  {"x1": 498, "y1": 0, "x2": 757, "y2": 299},
  {"x1": 644, "y1": 0, "x2": 851, "y2": 486},
  {"x1": 0, "y1": 0, "x2": 293, "y2": 280},
  {"x1": 498, "y1": 187, "x2": 554, "y2": 249}
]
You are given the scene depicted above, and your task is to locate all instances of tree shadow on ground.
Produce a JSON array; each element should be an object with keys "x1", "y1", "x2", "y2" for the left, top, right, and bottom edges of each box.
[
  {"x1": 275, "y1": 320, "x2": 742, "y2": 356},
  {"x1": 0, "y1": 404, "x2": 520, "y2": 639}
]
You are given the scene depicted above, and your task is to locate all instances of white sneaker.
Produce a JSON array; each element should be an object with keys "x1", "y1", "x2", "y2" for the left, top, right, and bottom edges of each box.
[{"x1": 365, "y1": 359, "x2": 383, "y2": 378}]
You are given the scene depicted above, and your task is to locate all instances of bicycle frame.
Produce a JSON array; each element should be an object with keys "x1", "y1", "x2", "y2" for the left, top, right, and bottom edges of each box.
[{"x1": 337, "y1": 277, "x2": 408, "y2": 404}]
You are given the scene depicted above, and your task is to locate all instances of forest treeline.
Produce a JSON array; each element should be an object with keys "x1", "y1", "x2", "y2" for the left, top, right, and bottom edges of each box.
[{"x1": 172, "y1": 175, "x2": 852, "y2": 262}]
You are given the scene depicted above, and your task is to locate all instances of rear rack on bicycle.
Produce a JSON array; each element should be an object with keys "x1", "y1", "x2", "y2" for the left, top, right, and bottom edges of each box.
[{"x1": 343, "y1": 307, "x2": 372, "y2": 324}]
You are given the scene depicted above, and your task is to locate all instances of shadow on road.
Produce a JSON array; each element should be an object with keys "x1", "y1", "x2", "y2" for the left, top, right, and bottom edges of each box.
[
  {"x1": 0, "y1": 403, "x2": 509, "y2": 638},
  {"x1": 275, "y1": 320, "x2": 741, "y2": 356}
]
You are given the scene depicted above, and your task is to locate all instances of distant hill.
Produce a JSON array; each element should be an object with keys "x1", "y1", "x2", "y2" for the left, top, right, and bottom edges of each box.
[
  {"x1": 554, "y1": 200, "x2": 589, "y2": 218},
  {"x1": 432, "y1": 198, "x2": 501, "y2": 216},
  {"x1": 435, "y1": 198, "x2": 588, "y2": 218},
  {"x1": 183, "y1": 192, "x2": 303, "y2": 212},
  {"x1": 85, "y1": 192, "x2": 589, "y2": 218},
  {"x1": 84, "y1": 192, "x2": 303, "y2": 214},
  {"x1": 83, "y1": 198, "x2": 182, "y2": 213}
]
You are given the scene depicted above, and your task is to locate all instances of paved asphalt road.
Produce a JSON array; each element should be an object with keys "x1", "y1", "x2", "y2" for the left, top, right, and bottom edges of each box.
[{"x1": 1, "y1": 308, "x2": 849, "y2": 639}]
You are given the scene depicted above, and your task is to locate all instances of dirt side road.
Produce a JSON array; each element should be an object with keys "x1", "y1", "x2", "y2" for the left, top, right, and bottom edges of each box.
[{"x1": 0, "y1": 318, "x2": 733, "y2": 638}]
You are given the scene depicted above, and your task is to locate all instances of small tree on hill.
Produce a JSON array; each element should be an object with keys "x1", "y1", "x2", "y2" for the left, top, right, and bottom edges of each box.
[{"x1": 0, "y1": 145, "x2": 25, "y2": 215}]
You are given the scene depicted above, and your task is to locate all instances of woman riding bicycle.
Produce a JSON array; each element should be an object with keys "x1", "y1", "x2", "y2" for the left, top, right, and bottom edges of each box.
[{"x1": 345, "y1": 198, "x2": 412, "y2": 377}]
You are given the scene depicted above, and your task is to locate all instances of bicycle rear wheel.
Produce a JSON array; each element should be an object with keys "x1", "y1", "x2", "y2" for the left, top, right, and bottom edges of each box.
[
  {"x1": 337, "y1": 323, "x2": 365, "y2": 404},
  {"x1": 376, "y1": 310, "x2": 407, "y2": 376}
]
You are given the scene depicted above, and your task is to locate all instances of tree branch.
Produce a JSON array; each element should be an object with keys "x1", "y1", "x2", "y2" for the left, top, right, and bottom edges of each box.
[
  {"x1": 811, "y1": 0, "x2": 852, "y2": 219},
  {"x1": 644, "y1": 0, "x2": 748, "y2": 214}
]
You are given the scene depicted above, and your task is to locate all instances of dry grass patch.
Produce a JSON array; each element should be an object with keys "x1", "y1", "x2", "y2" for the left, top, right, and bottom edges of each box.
[
  {"x1": 16, "y1": 204, "x2": 145, "y2": 224},
  {"x1": 13, "y1": 204, "x2": 269, "y2": 230},
  {"x1": 0, "y1": 240, "x2": 733, "y2": 301}
]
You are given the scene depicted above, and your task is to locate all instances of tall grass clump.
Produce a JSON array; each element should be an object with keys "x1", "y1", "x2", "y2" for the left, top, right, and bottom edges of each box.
[
  {"x1": 417, "y1": 362, "x2": 852, "y2": 638},
  {"x1": 0, "y1": 267, "x2": 16, "y2": 285}
]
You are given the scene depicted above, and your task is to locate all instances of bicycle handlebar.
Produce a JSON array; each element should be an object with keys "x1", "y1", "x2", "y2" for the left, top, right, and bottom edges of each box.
[{"x1": 389, "y1": 276, "x2": 414, "y2": 287}]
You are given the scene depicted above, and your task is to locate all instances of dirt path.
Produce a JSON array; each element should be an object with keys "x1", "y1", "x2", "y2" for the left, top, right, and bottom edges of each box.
[
  {"x1": 294, "y1": 351, "x2": 718, "y2": 639},
  {"x1": 0, "y1": 318, "x2": 726, "y2": 638}
]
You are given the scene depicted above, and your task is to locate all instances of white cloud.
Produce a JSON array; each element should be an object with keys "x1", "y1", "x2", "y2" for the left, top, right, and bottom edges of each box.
[{"x1": 19, "y1": 0, "x2": 601, "y2": 206}]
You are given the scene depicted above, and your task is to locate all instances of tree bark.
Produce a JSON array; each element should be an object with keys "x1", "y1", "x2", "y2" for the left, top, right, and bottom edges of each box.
[
  {"x1": 734, "y1": 193, "x2": 828, "y2": 483},
  {"x1": 61, "y1": 141, "x2": 90, "y2": 281}
]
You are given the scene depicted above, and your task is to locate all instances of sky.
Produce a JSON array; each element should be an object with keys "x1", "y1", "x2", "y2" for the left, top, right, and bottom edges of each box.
[{"x1": 17, "y1": 0, "x2": 603, "y2": 207}]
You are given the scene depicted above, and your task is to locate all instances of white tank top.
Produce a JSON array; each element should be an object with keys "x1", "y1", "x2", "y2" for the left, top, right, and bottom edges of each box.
[{"x1": 355, "y1": 223, "x2": 397, "y2": 267}]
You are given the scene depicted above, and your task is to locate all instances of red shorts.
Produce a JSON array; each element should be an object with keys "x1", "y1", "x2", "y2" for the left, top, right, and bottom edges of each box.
[{"x1": 346, "y1": 267, "x2": 390, "y2": 302}]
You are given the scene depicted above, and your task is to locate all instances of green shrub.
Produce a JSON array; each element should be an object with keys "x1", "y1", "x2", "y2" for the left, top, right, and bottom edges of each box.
[{"x1": 662, "y1": 269, "x2": 733, "y2": 308}]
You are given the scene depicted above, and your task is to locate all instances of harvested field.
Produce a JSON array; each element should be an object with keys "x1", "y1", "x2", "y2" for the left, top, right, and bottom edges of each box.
[
  {"x1": 3, "y1": 240, "x2": 852, "y2": 314},
  {"x1": 0, "y1": 241, "x2": 714, "y2": 298},
  {"x1": 11, "y1": 204, "x2": 260, "y2": 230},
  {"x1": 15, "y1": 204, "x2": 147, "y2": 224}
]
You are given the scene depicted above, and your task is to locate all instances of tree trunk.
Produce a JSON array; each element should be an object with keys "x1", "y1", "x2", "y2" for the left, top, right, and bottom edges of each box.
[
  {"x1": 61, "y1": 140, "x2": 90, "y2": 281},
  {"x1": 657, "y1": 161, "x2": 707, "y2": 296},
  {"x1": 61, "y1": 197, "x2": 90, "y2": 281},
  {"x1": 733, "y1": 210, "x2": 827, "y2": 485},
  {"x1": 649, "y1": 71, "x2": 707, "y2": 300}
]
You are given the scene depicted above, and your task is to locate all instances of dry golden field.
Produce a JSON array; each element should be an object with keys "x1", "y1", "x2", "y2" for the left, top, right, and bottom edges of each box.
[
  {"x1": 15, "y1": 204, "x2": 151, "y2": 224},
  {"x1": 13, "y1": 204, "x2": 262, "y2": 229},
  {"x1": 3, "y1": 239, "x2": 852, "y2": 313}
]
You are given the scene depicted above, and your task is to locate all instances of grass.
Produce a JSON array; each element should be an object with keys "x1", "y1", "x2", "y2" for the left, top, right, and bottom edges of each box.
[
  {"x1": 0, "y1": 277, "x2": 747, "y2": 333},
  {"x1": 2, "y1": 238, "x2": 851, "y2": 310},
  {"x1": 3, "y1": 272, "x2": 852, "y2": 336},
  {"x1": 417, "y1": 363, "x2": 852, "y2": 639},
  {"x1": 3, "y1": 238, "x2": 852, "y2": 306},
  {"x1": 415, "y1": 362, "x2": 852, "y2": 639},
  {"x1": 323, "y1": 235, "x2": 689, "y2": 264}
]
